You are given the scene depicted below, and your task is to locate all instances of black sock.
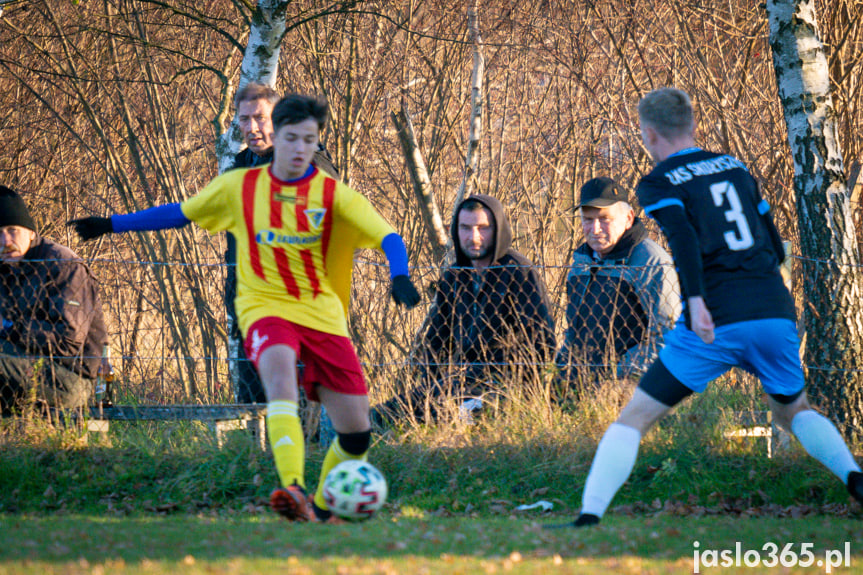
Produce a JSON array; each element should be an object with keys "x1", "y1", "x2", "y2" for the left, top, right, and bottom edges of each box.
[
  {"x1": 312, "y1": 500, "x2": 333, "y2": 521},
  {"x1": 848, "y1": 471, "x2": 863, "y2": 502}
]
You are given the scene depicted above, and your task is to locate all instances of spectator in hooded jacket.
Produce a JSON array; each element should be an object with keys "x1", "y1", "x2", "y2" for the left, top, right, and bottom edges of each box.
[
  {"x1": 378, "y1": 194, "x2": 556, "y2": 422},
  {"x1": 0, "y1": 185, "x2": 108, "y2": 415},
  {"x1": 555, "y1": 177, "x2": 680, "y2": 392}
]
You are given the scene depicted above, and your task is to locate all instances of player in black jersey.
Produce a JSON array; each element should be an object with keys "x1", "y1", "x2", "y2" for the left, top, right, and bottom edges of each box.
[{"x1": 555, "y1": 87, "x2": 862, "y2": 529}]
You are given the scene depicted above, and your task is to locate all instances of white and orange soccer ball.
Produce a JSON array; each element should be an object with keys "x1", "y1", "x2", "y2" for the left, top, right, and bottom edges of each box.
[{"x1": 322, "y1": 460, "x2": 388, "y2": 521}]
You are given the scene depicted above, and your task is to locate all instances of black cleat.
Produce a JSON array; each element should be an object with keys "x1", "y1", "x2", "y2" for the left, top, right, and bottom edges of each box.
[
  {"x1": 573, "y1": 513, "x2": 600, "y2": 527},
  {"x1": 543, "y1": 513, "x2": 601, "y2": 529},
  {"x1": 848, "y1": 471, "x2": 863, "y2": 504}
]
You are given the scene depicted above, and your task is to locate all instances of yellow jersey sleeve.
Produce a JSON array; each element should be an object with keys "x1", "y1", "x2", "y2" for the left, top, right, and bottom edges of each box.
[
  {"x1": 333, "y1": 184, "x2": 396, "y2": 248},
  {"x1": 180, "y1": 171, "x2": 243, "y2": 233}
]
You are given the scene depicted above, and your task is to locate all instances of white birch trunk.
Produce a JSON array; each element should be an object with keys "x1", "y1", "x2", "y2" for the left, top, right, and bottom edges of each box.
[
  {"x1": 768, "y1": 0, "x2": 863, "y2": 436},
  {"x1": 215, "y1": 0, "x2": 288, "y2": 175},
  {"x1": 452, "y1": 0, "x2": 484, "y2": 217},
  {"x1": 218, "y1": 0, "x2": 288, "y2": 397}
]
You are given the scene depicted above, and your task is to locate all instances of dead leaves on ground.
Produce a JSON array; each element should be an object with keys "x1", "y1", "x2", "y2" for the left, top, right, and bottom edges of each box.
[{"x1": 610, "y1": 493, "x2": 861, "y2": 519}]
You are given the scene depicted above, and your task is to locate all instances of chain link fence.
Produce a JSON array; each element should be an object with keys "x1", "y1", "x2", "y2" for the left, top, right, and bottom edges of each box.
[{"x1": 0, "y1": 250, "x2": 819, "y2": 422}]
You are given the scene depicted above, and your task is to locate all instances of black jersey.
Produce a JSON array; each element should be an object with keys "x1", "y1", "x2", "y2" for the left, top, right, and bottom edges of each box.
[{"x1": 637, "y1": 148, "x2": 796, "y2": 327}]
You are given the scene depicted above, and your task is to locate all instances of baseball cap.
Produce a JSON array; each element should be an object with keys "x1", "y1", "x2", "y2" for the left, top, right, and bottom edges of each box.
[{"x1": 577, "y1": 177, "x2": 628, "y2": 208}]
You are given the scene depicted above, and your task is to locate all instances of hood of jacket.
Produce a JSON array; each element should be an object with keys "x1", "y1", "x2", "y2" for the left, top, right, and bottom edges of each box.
[{"x1": 451, "y1": 194, "x2": 513, "y2": 267}]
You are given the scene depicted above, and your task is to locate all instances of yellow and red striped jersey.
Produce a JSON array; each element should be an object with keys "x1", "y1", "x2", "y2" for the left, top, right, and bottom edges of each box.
[{"x1": 182, "y1": 166, "x2": 395, "y2": 338}]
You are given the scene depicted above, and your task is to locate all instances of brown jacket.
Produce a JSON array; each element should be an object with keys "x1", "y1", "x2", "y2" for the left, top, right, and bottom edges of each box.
[{"x1": 0, "y1": 237, "x2": 108, "y2": 378}]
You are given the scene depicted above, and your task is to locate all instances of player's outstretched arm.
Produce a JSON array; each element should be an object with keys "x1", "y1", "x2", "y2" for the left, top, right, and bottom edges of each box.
[
  {"x1": 381, "y1": 233, "x2": 421, "y2": 308},
  {"x1": 68, "y1": 203, "x2": 191, "y2": 242}
]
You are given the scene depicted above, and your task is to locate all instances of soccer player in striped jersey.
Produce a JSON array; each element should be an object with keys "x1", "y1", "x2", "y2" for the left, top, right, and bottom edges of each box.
[
  {"x1": 555, "y1": 87, "x2": 861, "y2": 528},
  {"x1": 69, "y1": 94, "x2": 421, "y2": 523}
]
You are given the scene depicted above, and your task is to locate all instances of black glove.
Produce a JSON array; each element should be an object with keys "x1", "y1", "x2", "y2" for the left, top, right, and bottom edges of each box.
[
  {"x1": 67, "y1": 216, "x2": 113, "y2": 241},
  {"x1": 391, "y1": 275, "x2": 420, "y2": 308}
]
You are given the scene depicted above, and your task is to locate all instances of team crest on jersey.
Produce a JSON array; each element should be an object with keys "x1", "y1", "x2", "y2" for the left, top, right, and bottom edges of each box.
[{"x1": 304, "y1": 208, "x2": 327, "y2": 230}]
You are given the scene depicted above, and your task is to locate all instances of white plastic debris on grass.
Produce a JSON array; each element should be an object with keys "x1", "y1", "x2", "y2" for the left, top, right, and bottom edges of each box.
[{"x1": 515, "y1": 500, "x2": 553, "y2": 511}]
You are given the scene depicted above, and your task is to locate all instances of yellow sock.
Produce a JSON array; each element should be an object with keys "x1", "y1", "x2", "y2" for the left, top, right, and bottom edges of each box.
[
  {"x1": 314, "y1": 437, "x2": 367, "y2": 510},
  {"x1": 267, "y1": 400, "x2": 306, "y2": 489}
]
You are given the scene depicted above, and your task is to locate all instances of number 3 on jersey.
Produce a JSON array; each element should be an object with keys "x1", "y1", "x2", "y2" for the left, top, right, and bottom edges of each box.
[{"x1": 710, "y1": 181, "x2": 754, "y2": 251}]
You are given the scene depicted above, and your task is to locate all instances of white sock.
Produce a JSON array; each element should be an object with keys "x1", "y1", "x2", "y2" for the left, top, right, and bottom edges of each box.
[
  {"x1": 791, "y1": 410, "x2": 861, "y2": 483},
  {"x1": 581, "y1": 423, "x2": 642, "y2": 517}
]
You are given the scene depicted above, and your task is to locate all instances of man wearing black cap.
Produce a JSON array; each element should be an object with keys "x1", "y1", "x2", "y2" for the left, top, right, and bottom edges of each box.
[
  {"x1": 0, "y1": 185, "x2": 108, "y2": 415},
  {"x1": 555, "y1": 176, "x2": 680, "y2": 394}
]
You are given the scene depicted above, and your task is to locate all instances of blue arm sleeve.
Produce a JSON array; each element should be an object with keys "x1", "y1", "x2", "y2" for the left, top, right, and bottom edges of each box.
[
  {"x1": 381, "y1": 232, "x2": 409, "y2": 279},
  {"x1": 111, "y1": 203, "x2": 191, "y2": 233}
]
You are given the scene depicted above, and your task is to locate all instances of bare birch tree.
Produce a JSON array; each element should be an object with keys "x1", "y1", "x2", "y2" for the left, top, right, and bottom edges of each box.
[
  {"x1": 768, "y1": 0, "x2": 863, "y2": 438},
  {"x1": 216, "y1": 0, "x2": 289, "y2": 396},
  {"x1": 200, "y1": 0, "x2": 366, "y2": 396},
  {"x1": 214, "y1": 0, "x2": 289, "y2": 173},
  {"x1": 452, "y1": 0, "x2": 484, "y2": 216}
]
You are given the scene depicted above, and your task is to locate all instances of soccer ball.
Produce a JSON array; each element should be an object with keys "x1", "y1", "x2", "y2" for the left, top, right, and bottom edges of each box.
[{"x1": 322, "y1": 460, "x2": 388, "y2": 521}]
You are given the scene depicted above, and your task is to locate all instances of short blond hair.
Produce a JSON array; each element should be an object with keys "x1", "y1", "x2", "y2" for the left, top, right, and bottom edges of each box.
[{"x1": 638, "y1": 87, "x2": 694, "y2": 140}]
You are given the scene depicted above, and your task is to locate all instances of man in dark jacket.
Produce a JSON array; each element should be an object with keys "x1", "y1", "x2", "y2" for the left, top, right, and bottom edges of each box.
[
  {"x1": 380, "y1": 194, "x2": 556, "y2": 422},
  {"x1": 556, "y1": 177, "x2": 680, "y2": 391},
  {"x1": 0, "y1": 186, "x2": 108, "y2": 415},
  {"x1": 226, "y1": 83, "x2": 339, "y2": 403}
]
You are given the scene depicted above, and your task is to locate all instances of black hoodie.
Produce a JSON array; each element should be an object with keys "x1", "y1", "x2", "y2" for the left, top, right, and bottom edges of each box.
[{"x1": 421, "y1": 194, "x2": 556, "y2": 387}]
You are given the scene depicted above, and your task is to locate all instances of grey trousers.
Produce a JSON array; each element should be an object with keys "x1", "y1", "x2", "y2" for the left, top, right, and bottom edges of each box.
[{"x1": 0, "y1": 340, "x2": 92, "y2": 416}]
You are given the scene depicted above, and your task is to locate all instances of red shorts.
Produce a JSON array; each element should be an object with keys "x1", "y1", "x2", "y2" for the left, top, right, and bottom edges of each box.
[{"x1": 243, "y1": 317, "x2": 367, "y2": 402}]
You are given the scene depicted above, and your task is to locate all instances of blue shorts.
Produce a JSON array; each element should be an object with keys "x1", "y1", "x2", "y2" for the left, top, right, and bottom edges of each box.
[{"x1": 659, "y1": 318, "x2": 804, "y2": 397}]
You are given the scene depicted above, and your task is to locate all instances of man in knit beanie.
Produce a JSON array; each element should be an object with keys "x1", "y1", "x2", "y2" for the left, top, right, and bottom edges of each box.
[
  {"x1": 0, "y1": 185, "x2": 37, "y2": 261},
  {"x1": 0, "y1": 185, "x2": 108, "y2": 415}
]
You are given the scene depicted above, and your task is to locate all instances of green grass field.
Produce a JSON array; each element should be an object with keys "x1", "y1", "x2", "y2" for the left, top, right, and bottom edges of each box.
[
  {"x1": 2, "y1": 382, "x2": 862, "y2": 573},
  {"x1": 2, "y1": 514, "x2": 862, "y2": 574}
]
